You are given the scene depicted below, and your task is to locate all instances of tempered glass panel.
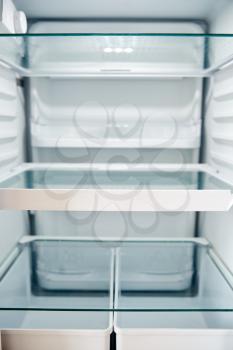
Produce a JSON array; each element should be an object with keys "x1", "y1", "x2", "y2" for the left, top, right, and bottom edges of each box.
[
  {"x1": 0, "y1": 241, "x2": 113, "y2": 311},
  {"x1": 0, "y1": 34, "x2": 233, "y2": 72},
  {"x1": 0, "y1": 240, "x2": 233, "y2": 312},
  {"x1": 0, "y1": 310, "x2": 111, "y2": 330},
  {"x1": 0, "y1": 169, "x2": 231, "y2": 190},
  {"x1": 116, "y1": 241, "x2": 233, "y2": 311}
]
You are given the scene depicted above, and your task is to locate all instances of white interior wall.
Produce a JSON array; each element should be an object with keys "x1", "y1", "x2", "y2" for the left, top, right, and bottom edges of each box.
[
  {"x1": 201, "y1": 2, "x2": 233, "y2": 272},
  {"x1": 28, "y1": 21, "x2": 204, "y2": 239},
  {"x1": 14, "y1": 0, "x2": 229, "y2": 22}
]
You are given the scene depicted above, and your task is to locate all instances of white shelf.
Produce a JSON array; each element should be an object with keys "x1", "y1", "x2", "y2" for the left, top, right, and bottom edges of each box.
[
  {"x1": 0, "y1": 163, "x2": 232, "y2": 212},
  {"x1": 1, "y1": 52, "x2": 233, "y2": 79},
  {"x1": 26, "y1": 69, "x2": 210, "y2": 79},
  {"x1": 32, "y1": 136, "x2": 200, "y2": 149},
  {"x1": 0, "y1": 59, "x2": 209, "y2": 78}
]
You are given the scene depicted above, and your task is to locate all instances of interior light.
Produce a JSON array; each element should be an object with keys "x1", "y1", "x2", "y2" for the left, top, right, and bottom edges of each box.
[
  {"x1": 124, "y1": 48, "x2": 134, "y2": 53},
  {"x1": 115, "y1": 48, "x2": 123, "y2": 53},
  {"x1": 103, "y1": 47, "x2": 134, "y2": 54},
  {"x1": 104, "y1": 47, "x2": 113, "y2": 53}
]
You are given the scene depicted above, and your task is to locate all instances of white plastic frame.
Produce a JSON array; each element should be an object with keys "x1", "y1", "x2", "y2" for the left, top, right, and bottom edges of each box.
[
  {"x1": 0, "y1": 50, "x2": 233, "y2": 78},
  {"x1": 0, "y1": 47, "x2": 233, "y2": 79}
]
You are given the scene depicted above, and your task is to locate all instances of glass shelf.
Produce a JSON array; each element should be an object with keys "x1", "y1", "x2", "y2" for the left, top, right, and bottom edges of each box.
[
  {"x1": 0, "y1": 164, "x2": 232, "y2": 211},
  {"x1": 0, "y1": 32, "x2": 233, "y2": 77},
  {"x1": 0, "y1": 238, "x2": 233, "y2": 314},
  {"x1": 115, "y1": 241, "x2": 233, "y2": 312},
  {"x1": 0, "y1": 240, "x2": 114, "y2": 312},
  {"x1": 0, "y1": 168, "x2": 229, "y2": 189}
]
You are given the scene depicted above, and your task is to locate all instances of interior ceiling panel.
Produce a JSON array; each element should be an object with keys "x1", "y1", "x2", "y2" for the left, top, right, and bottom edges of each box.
[{"x1": 14, "y1": 0, "x2": 230, "y2": 22}]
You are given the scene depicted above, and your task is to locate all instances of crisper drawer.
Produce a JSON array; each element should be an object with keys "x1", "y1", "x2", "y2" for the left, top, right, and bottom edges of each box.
[
  {"x1": 114, "y1": 240, "x2": 233, "y2": 350},
  {"x1": 116, "y1": 243, "x2": 194, "y2": 291},
  {"x1": 2, "y1": 312, "x2": 112, "y2": 350},
  {"x1": 0, "y1": 240, "x2": 114, "y2": 350},
  {"x1": 0, "y1": 238, "x2": 233, "y2": 350},
  {"x1": 34, "y1": 241, "x2": 111, "y2": 291},
  {"x1": 115, "y1": 312, "x2": 233, "y2": 350}
]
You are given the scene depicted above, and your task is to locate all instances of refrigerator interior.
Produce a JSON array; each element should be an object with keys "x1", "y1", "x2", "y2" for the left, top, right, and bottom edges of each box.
[{"x1": 1, "y1": 0, "x2": 233, "y2": 348}]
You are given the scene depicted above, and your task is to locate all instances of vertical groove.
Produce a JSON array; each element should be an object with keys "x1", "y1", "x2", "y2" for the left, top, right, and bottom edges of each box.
[{"x1": 195, "y1": 32, "x2": 209, "y2": 238}]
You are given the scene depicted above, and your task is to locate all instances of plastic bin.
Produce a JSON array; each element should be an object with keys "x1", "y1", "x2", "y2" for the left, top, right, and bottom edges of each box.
[
  {"x1": 116, "y1": 243, "x2": 195, "y2": 291},
  {"x1": 115, "y1": 241, "x2": 233, "y2": 350},
  {"x1": 2, "y1": 311, "x2": 113, "y2": 350},
  {"x1": 0, "y1": 239, "x2": 114, "y2": 350},
  {"x1": 115, "y1": 312, "x2": 233, "y2": 350}
]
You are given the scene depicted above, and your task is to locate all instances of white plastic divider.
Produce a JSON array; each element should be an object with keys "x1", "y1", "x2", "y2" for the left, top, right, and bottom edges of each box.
[
  {"x1": 0, "y1": 57, "x2": 210, "y2": 78},
  {"x1": 0, "y1": 163, "x2": 232, "y2": 212},
  {"x1": 0, "y1": 50, "x2": 233, "y2": 78},
  {"x1": 2, "y1": 325, "x2": 112, "y2": 350},
  {"x1": 115, "y1": 317, "x2": 233, "y2": 350},
  {"x1": 0, "y1": 187, "x2": 232, "y2": 211},
  {"x1": 19, "y1": 236, "x2": 208, "y2": 244},
  {"x1": 31, "y1": 134, "x2": 201, "y2": 149}
]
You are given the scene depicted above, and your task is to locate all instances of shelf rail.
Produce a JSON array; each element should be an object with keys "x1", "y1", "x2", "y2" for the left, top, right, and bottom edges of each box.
[{"x1": 1, "y1": 53, "x2": 233, "y2": 79}]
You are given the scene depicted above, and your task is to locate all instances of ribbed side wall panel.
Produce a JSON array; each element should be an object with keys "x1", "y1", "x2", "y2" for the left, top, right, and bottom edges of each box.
[
  {"x1": 201, "y1": 2, "x2": 233, "y2": 273},
  {"x1": 0, "y1": 38, "x2": 28, "y2": 265},
  {"x1": 0, "y1": 67, "x2": 22, "y2": 171},
  {"x1": 205, "y1": 65, "x2": 233, "y2": 180}
]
